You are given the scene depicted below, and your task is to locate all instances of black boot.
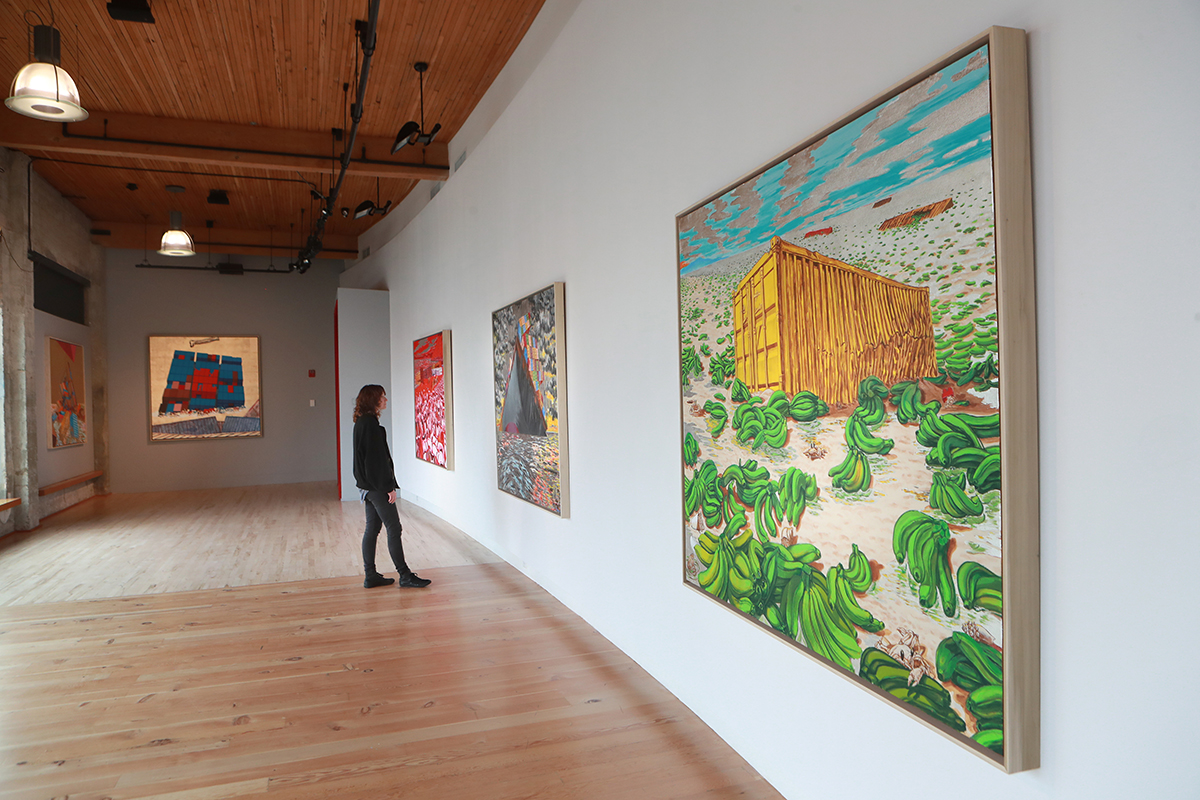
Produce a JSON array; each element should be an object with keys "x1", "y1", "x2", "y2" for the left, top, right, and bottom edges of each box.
[
  {"x1": 397, "y1": 571, "x2": 431, "y2": 588},
  {"x1": 364, "y1": 573, "x2": 396, "y2": 588}
]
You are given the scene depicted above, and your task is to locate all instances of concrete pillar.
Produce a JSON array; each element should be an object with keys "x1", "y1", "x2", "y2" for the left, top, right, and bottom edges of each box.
[
  {"x1": 0, "y1": 148, "x2": 38, "y2": 530},
  {"x1": 0, "y1": 146, "x2": 109, "y2": 534}
]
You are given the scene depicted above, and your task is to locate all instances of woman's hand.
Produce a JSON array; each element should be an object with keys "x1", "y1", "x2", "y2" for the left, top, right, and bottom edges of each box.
[{"x1": 388, "y1": 489, "x2": 397, "y2": 504}]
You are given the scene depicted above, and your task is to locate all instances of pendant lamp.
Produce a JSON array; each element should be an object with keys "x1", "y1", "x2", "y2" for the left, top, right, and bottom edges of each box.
[
  {"x1": 158, "y1": 211, "x2": 195, "y2": 257},
  {"x1": 6, "y1": 24, "x2": 88, "y2": 122}
]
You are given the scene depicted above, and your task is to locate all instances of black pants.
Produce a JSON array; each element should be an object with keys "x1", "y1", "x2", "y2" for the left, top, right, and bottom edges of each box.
[{"x1": 362, "y1": 490, "x2": 409, "y2": 576}]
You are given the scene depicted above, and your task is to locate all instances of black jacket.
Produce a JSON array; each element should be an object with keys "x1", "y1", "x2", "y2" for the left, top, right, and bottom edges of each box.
[{"x1": 353, "y1": 414, "x2": 398, "y2": 492}]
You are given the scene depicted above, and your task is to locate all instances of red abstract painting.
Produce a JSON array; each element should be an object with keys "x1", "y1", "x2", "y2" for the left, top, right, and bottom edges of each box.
[{"x1": 413, "y1": 330, "x2": 453, "y2": 469}]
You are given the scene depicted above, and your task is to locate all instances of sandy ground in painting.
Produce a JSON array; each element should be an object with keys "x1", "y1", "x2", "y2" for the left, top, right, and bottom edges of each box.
[{"x1": 680, "y1": 161, "x2": 1003, "y2": 728}]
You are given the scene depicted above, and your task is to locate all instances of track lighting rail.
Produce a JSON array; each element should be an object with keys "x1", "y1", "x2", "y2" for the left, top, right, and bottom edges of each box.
[{"x1": 292, "y1": 0, "x2": 381, "y2": 273}]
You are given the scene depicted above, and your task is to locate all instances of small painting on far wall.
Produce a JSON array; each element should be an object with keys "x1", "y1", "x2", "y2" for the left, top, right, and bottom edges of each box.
[
  {"x1": 413, "y1": 330, "x2": 454, "y2": 469},
  {"x1": 148, "y1": 335, "x2": 262, "y2": 442},
  {"x1": 47, "y1": 336, "x2": 86, "y2": 448}
]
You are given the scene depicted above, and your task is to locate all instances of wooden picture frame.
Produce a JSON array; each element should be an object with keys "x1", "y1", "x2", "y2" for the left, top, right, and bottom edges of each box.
[
  {"x1": 675, "y1": 27, "x2": 1037, "y2": 771},
  {"x1": 148, "y1": 335, "x2": 263, "y2": 442},
  {"x1": 413, "y1": 330, "x2": 455, "y2": 470},
  {"x1": 492, "y1": 282, "x2": 569, "y2": 517},
  {"x1": 47, "y1": 336, "x2": 87, "y2": 449}
]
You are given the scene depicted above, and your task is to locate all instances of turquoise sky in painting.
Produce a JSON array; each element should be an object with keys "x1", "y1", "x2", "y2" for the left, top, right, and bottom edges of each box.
[{"x1": 679, "y1": 46, "x2": 992, "y2": 275}]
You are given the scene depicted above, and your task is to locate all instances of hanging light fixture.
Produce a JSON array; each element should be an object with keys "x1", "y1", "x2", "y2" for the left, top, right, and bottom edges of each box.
[
  {"x1": 391, "y1": 62, "x2": 442, "y2": 153},
  {"x1": 158, "y1": 211, "x2": 195, "y2": 256},
  {"x1": 345, "y1": 177, "x2": 392, "y2": 219},
  {"x1": 6, "y1": 10, "x2": 88, "y2": 122}
]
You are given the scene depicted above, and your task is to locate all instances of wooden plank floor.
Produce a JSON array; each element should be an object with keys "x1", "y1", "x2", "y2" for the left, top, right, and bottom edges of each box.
[
  {"x1": 0, "y1": 483, "x2": 784, "y2": 799},
  {"x1": 0, "y1": 482, "x2": 500, "y2": 606},
  {"x1": 0, "y1": 567, "x2": 781, "y2": 799}
]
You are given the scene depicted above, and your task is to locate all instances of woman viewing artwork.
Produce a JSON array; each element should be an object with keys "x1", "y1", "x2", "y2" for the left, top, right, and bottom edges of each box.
[{"x1": 353, "y1": 384, "x2": 431, "y2": 588}]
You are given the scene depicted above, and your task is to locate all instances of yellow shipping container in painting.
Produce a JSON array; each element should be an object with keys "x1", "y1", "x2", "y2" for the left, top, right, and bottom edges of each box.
[{"x1": 733, "y1": 238, "x2": 936, "y2": 405}]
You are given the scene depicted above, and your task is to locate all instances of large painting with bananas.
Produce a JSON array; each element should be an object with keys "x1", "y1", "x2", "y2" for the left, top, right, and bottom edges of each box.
[{"x1": 676, "y1": 27, "x2": 1039, "y2": 771}]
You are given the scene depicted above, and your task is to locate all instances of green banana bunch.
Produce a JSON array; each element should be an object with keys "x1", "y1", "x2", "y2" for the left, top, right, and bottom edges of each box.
[
  {"x1": 973, "y1": 728, "x2": 1004, "y2": 755},
  {"x1": 708, "y1": 346, "x2": 736, "y2": 386},
  {"x1": 777, "y1": 466, "x2": 818, "y2": 527},
  {"x1": 968, "y1": 452, "x2": 1001, "y2": 494},
  {"x1": 730, "y1": 377, "x2": 751, "y2": 403},
  {"x1": 683, "y1": 432, "x2": 700, "y2": 466},
  {"x1": 967, "y1": 683, "x2": 1003, "y2": 720},
  {"x1": 683, "y1": 474, "x2": 701, "y2": 519},
  {"x1": 844, "y1": 543, "x2": 873, "y2": 592},
  {"x1": 966, "y1": 684, "x2": 1004, "y2": 753},
  {"x1": 731, "y1": 398, "x2": 763, "y2": 428},
  {"x1": 892, "y1": 511, "x2": 957, "y2": 617},
  {"x1": 770, "y1": 542, "x2": 820, "y2": 582},
  {"x1": 789, "y1": 390, "x2": 829, "y2": 422},
  {"x1": 766, "y1": 389, "x2": 790, "y2": 414},
  {"x1": 681, "y1": 346, "x2": 703, "y2": 385},
  {"x1": 916, "y1": 411, "x2": 950, "y2": 448},
  {"x1": 949, "y1": 352, "x2": 999, "y2": 390},
  {"x1": 731, "y1": 401, "x2": 789, "y2": 450},
  {"x1": 753, "y1": 484, "x2": 783, "y2": 541},
  {"x1": 762, "y1": 406, "x2": 789, "y2": 449},
  {"x1": 845, "y1": 411, "x2": 894, "y2": 455},
  {"x1": 694, "y1": 531, "x2": 717, "y2": 566},
  {"x1": 695, "y1": 529, "x2": 759, "y2": 602},
  {"x1": 859, "y1": 647, "x2": 967, "y2": 732},
  {"x1": 779, "y1": 573, "x2": 805, "y2": 640},
  {"x1": 942, "y1": 413, "x2": 995, "y2": 442},
  {"x1": 702, "y1": 400, "x2": 728, "y2": 435},
  {"x1": 957, "y1": 561, "x2": 1003, "y2": 614},
  {"x1": 724, "y1": 508, "x2": 750, "y2": 543},
  {"x1": 799, "y1": 576, "x2": 862, "y2": 670},
  {"x1": 925, "y1": 431, "x2": 981, "y2": 468},
  {"x1": 829, "y1": 446, "x2": 872, "y2": 493},
  {"x1": 763, "y1": 541, "x2": 820, "y2": 609},
  {"x1": 916, "y1": 411, "x2": 1000, "y2": 447},
  {"x1": 694, "y1": 459, "x2": 724, "y2": 528},
  {"x1": 889, "y1": 380, "x2": 939, "y2": 424},
  {"x1": 695, "y1": 537, "x2": 730, "y2": 599},
  {"x1": 765, "y1": 602, "x2": 788, "y2": 634},
  {"x1": 720, "y1": 459, "x2": 775, "y2": 510},
  {"x1": 855, "y1": 376, "x2": 890, "y2": 426},
  {"x1": 935, "y1": 631, "x2": 1003, "y2": 691},
  {"x1": 933, "y1": 448, "x2": 994, "y2": 482},
  {"x1": 697, "y1": 521, "x2": 793, "y2": 617},
  {"x1": 929, "y1": 470, "x2": 985, "y2": 519},
  {"x1": 955, "y1": 411, "x2": 1000, "y2": 439},
  {"x1": 827, "y1": 564, "x2": 884, "y2": 633},
  {"x1": 916, "y1": 411, "x2": 979, "y2": 449}
]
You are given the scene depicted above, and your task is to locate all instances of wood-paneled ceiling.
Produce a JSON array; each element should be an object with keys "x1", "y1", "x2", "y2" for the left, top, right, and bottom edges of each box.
[{"x1": 0, "y1": 0, "x2": 546, "y2": 261}]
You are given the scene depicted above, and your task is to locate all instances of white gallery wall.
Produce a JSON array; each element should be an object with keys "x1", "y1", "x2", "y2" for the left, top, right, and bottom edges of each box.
[
  {"x1": 336, "y1": 288, "x2": 393, "y2": 501},
  {"x1": 341, "y1": 0, "x2": 1200, "y2": 796}
]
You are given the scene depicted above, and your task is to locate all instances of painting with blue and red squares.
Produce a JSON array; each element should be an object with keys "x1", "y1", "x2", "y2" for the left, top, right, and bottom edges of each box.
[{"x1": 158, "y1": 350, "x2": 246, "y2": 414}]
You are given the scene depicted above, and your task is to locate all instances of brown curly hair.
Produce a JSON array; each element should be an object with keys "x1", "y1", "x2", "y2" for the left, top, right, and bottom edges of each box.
[{"x1": 353, "y1": 384, "x2": 386, "y2": 422}]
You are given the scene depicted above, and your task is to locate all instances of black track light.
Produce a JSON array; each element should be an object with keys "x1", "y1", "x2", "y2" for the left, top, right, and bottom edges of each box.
[
  {"x1": 392, "y1": 120, "x2": 420, "y2": 153},
  {"x1": 391, "y1": 62, "x2": 442, "y2": 153},
  {"x1": 350, "y1": 178, "x2": 392, "y2": 219}
]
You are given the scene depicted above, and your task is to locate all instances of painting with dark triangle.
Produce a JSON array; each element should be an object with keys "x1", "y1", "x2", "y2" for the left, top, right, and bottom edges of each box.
[{"x1": 492, "y1": 283, "x2": 569, "y2": 516}]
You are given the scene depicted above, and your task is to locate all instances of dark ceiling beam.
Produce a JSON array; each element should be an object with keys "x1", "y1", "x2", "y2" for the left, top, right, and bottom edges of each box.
[
  {"x1": 90, "y1": 221, "x2": 359, "y2": 259},
  {"x1": 1, "y1": 111, "x2": 450, "y2": 181}
]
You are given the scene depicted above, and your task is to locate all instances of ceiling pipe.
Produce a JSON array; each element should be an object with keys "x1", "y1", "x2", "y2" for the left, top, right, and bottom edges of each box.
[{"x1": 292, "y1": 0, "x2": 380, "y2": 273}]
